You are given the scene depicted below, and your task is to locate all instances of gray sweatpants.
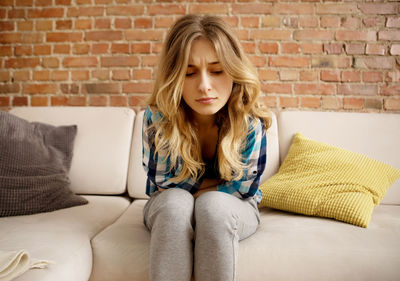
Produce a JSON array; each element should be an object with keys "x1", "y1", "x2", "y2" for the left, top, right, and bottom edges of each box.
[{"x1": 143, "y1": 188, "x2": 260, "y2": 281}]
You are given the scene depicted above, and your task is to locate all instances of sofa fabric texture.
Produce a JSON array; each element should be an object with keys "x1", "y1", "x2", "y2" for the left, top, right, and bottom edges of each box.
[
  {"x1": 0, "y1": 111, "x2": 87, "y2": 217},
  {"x1": 0, "y1": 107, "x2": 399, "y2": 281}
]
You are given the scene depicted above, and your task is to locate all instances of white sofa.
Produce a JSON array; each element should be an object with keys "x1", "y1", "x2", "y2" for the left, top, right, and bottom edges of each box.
[{"x1": 1, "y1": 107, "x2": 399, "y2": 281}]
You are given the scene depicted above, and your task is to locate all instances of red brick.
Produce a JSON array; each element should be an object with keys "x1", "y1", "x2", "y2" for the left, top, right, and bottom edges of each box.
[
  {"x1": 299, "y1": 16, "x2": 318, "y2": 28},
  {"x1": 54, "y1": 44, "x2": 70, "y2": 54},
  {"x1": 34, "y1": 45, "x2": 51, "y2": 55},
  {"x1": 273, "y1": 3, "x2": 313, "y2": 15},
  {"x1": 63, "y1": 57, "x2": 97, "y2": 67},
  {"x1": 33, "y1": 70, "x2": 50, "y2": 81},
  {"x1": 13, "y1": 96, "x2": 28, "y2": 106},
  {"x1": 381, "y1": 85, "x2": 400, "y2": 96},
  {"x1": 281, "y1": 43, "x2": 300, "y2": 54},
  {"x1": 294, "y1": 30, "x2": 334, "y2": 40},
  {"x1": 386, "y1": 72, "x2": 400, "y2": 83},
  {"x1": 83, "y1": 83, "x2": 120, "y2": 94},
  {"x1": 101, "y1": 56, "x2": 139, "y2": 67},
  {"x1": 23, "y1": 84, "x2": 58, "y2": 94},
  {"x1": 320, "y1": 16, "x2": 340, "y2": 28},
  {"x1": 92, "y1": 44, "x2": 109, "y2": 54},
  {"x1": 15, "y1": 46, "x2": 32, "y2": 56},
  {"x1": 0, "y1": 84, "x2": 19, "y2": 94},
  {"x1": 0, "y1": 33, "x2": 22, "y2": 44},
  {"x1": 294, "y1": 83, "x2": 335, "y2": 95},
  {"x1": 134, "y1": 18, "x2": 152, "y2": 28},
  {"x1": 390, "y1": 44, "x2": 400, "y2": 56},
  {"x1": 341, "y1": 17, "x2": 360, "y2": 29},
  {"x1": 110, "y1": 95, "x2": 128, "y2": 106},
  {"x1": 300, "y1": 71, "x2": 318, "y2": 81},
  {"x1": 345, "y1": 43, "x2": 364, "y2": 55},
  {"x1": 270, "y1": 56, "x2": 309, "y2": 68},
  {"x1": 133, "y1": 69, "x2": 152, "y2": 80},
  {"x1": 18, "y1": 21, "x2": 33, "y2": 31},
  {"x1": 155, "y1": 17, "x2": 174, "y2": 28},
  {"x1": 363, "y1": 17, "x2": 385, "y2": 28},
  {"x1": 311, "y1": 56, "x2": 351, "y2": 68},
  {"x1": 260, "y1": 96, "x2": 277, "y2": 108},
  {"x1": 189, "y1": 4, "x2": 229, "y2": 14},
  {"x1": 129, "y1": 95, "x2": 148, "y2": 107},
  {"x1": 261, "y1": 83, "x2": 292, "y2": 94},
  {"x1": 279, "y1": 70, "x2": 298, "y2": 81},
  {"x1": 316, "y1": 4, "x2": 358, "y2": 14},
  {"x1": 13, "y1": 71, "x2": 30, "y2": 81},
  {"x1": 337, "y1": 84, "x2": 378, "y2": 96},
  {"x1": 359, "y1": 3, "x2": 398, "y2": 15},
  {"x1": 365, "y1": 98, "x2": 383, "y2": 110},
  {"x1": 68, "y1": 7, "x2": 104, "y2": 17},
  {"x1": 324, "y1": 43, "x2": 343, "y2": 54},
  {"x1": 95, "y1": 19, "x2": 111, "y2": 29},
  {"x1": 261, "y1": 16, "x2": 280, "y2": 27},
  {"x1": 242, "y1": 42, "x2": 256, "y2": 54},
  {"x1": 241, "y1": 17, "x2": 259, "y2": 28},
  {"x1": 249, "y1": 56, "x2": 267, "y2": 67},
  {"x1": 0, "y1": 46, "x2": 12, "y2": 56},
  {"x1": 258, "y1": 69, "x2": 279, "y2": 81},
  {"x1": 51, "y1": 96, "x2": 68, "y2": 106},
  {"x1": 5, "y1": 58, "x2": 40, "y2": 68},
  {"x1": 111, "y1": 43, "x2": 129, "y2": 54},
  {"x1": 89, "y1": 95, "x2": 108, "y2": 106},
  {"x1": 106, "y1": 6, "x2": 144, "y2": 16},
  {"x1": 322, "y1": 96, "x2": 341, "y2": 110},
  {"x1": 366, "y1": 44, "x2": 386, "y2": 55},
  {"x1": 115, "y1": 18, "x2": 132, "y2": 29},
  {"x1": 379, "y1": 31, "x2": 400, "y2": 41},
  {"x1": 28, "y1": 8, "x2": 64, "y2": 18},
  {"x1": 232, "y1": 4, "x2": 272, "y2": 14},
  {"x1": 71, "y1": 70, "x2": 89, "y2": 81},
  {"x1": 341, "y1": 71, "x2": 361, "y2": 83},
  {"x1": 321, "y1": 70, "x2": 340, "y2": 82},
  {"x1": 56, "y1": 20, "x2": 72, "y2": 30},
  {"x1": 132, "y1": 43, "x2": 150, "y2": 54},
  {"x1": 344, "y1": 98, "x2": 364, "y2": 110},
  {"x1": 354, "y1": 57, "x2": 394, "y2": 69},
  {"x1": 301, "y1": 43, "x2": 323, "y2": 54},
  {"x1": 0, "y1": 96, "x2": 10, "y2": 107},
  {"x1": 75, "y1": 19, "x2": 92, "y2": 30},
  {"x1": 46, "y1": 32, "x2": 82, "y2": 42},
  {"x1": 42, "y1": 57, "x2": 60, "y2": 68},
  {"x1": 301, "y1": 97, "x2": 320, "y2": 109},
  {"x1": 67, "y1": 96, "x2": 86, "y2": 106},
  {"x1": 124, "y1": 83, "x2": 153, "y2": 94},
  {"x1": 112, "y1": 69, "x2": 130, "y2": 81},
  {"x1": 52, "y1": 70, "x2": 68, "y2": 81},
  {"x1": 85, "y1": 31, "x2": 122, "y2": 41},
  {"x1": 72, "y1": 44, "x2": 89, "y2": 55},
  {"x1": 149, "y1": 4, "x2": 186, "y2": 15},
  {"x1": 251, "y1": 30, "x2": 291, "y2": 40},
  {"x1": 280, "y1": 97, "x2": 299, "y2": 108},
  {"x1": 31, "y1": 96, "x2": 48, "y2": 106},
  {"x1": 387, "y1": 17, "x2": 400, "y2": 28},
  {"x1": 0, "y1": 71, "x2": 10, "y2": 82},
  {"x1": 336, "y1": 30, "x2": 376, "y2": 41},
  {"x1": 142, "y1": 55, "x2": 160, "y2": 67},
  {"x1": 126, "y1": 30, "x2": 164, "y2": 41},
  {"x1": 384, "y1": 98, "x2": 400, "y2": 111}
]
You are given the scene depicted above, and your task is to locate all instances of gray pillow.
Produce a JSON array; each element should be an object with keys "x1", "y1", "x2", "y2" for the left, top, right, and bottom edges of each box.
[{"x1": 0, "y1": 110, "x2": 88, "y2": 217}]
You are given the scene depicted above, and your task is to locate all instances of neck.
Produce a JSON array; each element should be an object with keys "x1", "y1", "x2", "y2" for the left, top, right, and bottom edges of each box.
[{"x1": 191, "y1": 112, "x2": 216, "y2": 129}]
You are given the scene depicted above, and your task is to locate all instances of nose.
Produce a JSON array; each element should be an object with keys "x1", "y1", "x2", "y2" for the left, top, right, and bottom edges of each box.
[{"x1": 198, "y1": 71, "x2": 212, "y2": 93}]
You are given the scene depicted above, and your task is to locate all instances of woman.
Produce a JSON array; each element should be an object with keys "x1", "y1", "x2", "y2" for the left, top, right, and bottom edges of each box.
[{"x1": 142, "y1": 14, "x2": 271, "y2": 281}]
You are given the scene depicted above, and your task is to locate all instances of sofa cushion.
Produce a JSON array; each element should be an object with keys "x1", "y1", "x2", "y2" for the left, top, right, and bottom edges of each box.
[
  {"x1": 0, "y1": 111, "x2": 87, "y2": 217},
  {"x1": 127, "y1": 111, "x2": 280, "y2": 199},
  {"x1": 9, "y1": 107, "x2": 135, "y2": 195},
  {"x1": 259, "y1": 133, "x2": 400, "y2": 227},
  {"x1": 277, "y1": 111, "x2": 400, "y2": 205},
  {"x1": 89, "y1": 200, "x2": 400, "y2": 281},
  {"x1": 237, "y1": 205, "x2": 400, "y2": 281},
  {"x1": 0, "y1": 195, "x2": 130, "y2": 281},
  {"x1": 90, "y1": 199, "x2": 149, "y2": 281}
]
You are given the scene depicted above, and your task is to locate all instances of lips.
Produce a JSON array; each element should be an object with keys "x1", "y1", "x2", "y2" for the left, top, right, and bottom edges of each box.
[{"x1": 196, "y1": 97, "x2": 217, "y2": 104}]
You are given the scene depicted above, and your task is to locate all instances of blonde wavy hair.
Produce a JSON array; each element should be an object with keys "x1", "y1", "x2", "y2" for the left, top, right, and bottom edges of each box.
[{"x1": 148, "y1": 14, "x2": 271, "y2": 183}]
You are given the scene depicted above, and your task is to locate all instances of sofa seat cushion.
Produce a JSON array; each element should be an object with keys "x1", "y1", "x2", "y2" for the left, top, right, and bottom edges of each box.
[
  {"x1": 0, "y1": 195, "x2": 130, "y2": 281},
  {"x1": 238, "y1": 205, "x2": 400, "y2": 281},
  {"x1": 90, "y1": 199, "x2": 149, "y2": 281},
  {"x1": 90, "y1": 200, "x2": 400, "y2": 281}
]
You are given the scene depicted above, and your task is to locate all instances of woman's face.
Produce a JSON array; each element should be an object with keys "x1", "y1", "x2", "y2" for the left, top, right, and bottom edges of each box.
[{"x1": 182, "y1": 38, "x2": 233, "y2": 121}]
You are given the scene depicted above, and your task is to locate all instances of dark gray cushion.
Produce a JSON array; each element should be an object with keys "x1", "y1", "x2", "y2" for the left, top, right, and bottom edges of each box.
[{"x1": 0, "y1": 110, "x2": 88, "y2": 217}]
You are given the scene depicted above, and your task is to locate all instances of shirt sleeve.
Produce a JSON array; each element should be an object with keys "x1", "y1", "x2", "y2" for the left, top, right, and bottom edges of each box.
[
  {"x1": 217, "y1": 118, "x2": 267, "y2": 202},
  {"x1": 142, "y1": 107, "x2": 200, "y2": 196}
]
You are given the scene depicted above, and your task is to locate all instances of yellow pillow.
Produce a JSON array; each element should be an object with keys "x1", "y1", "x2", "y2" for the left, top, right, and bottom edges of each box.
[{"x1": 259, "y1": 133, "x2": 400, "y2": 227}]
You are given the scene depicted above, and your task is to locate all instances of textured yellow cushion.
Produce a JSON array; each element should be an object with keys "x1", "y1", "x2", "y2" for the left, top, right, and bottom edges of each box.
[{"x1": 260, "y1": 133, "x2": 400, "y2": 227}]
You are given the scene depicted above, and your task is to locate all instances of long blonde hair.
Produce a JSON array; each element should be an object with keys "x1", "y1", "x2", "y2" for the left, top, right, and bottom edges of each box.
[{"x1": 148, "y1": 14, "x2": 271, "y2": 182}]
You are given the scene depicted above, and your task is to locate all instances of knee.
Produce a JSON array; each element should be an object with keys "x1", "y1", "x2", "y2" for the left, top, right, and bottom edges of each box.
[
  {"x1": 151, "y1": 188, "x2": 194, "y2": 228},
  {"x1": 195, "y1": 191, "x2": 237, "y2": 231}
]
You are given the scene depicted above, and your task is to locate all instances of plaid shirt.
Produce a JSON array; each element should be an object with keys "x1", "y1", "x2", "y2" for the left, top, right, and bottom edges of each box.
[{"x1": 142, "y1": 107, "x2": 267, "y2": 203}]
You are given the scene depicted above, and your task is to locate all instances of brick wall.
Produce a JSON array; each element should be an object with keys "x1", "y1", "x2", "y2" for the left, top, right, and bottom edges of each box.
[{"x1": 0, "y1": 0, "x2": 399, "y2": 113}]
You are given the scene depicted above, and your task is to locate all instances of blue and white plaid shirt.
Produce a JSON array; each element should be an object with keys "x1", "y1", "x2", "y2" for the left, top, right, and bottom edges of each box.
[{"x1": 142, "y1": 107, "x2": 267, "y2": 203}]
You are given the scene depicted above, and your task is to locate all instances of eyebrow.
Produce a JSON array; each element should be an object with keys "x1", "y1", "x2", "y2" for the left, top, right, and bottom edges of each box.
[{"x1": 187, "y1": 61, "x2": 220, "y2": 67}]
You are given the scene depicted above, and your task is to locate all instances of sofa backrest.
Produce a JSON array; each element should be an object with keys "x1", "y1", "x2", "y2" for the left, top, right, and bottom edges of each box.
[
  {"x1": 277, "y1": 111, "x2": 400, "y2": 205},
  {"x1": 10, "y1": 107, "x2": 135, "y2": 195},
  {"x1": 128, "y1": 110, "x2": 280, "y2": 199}
]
